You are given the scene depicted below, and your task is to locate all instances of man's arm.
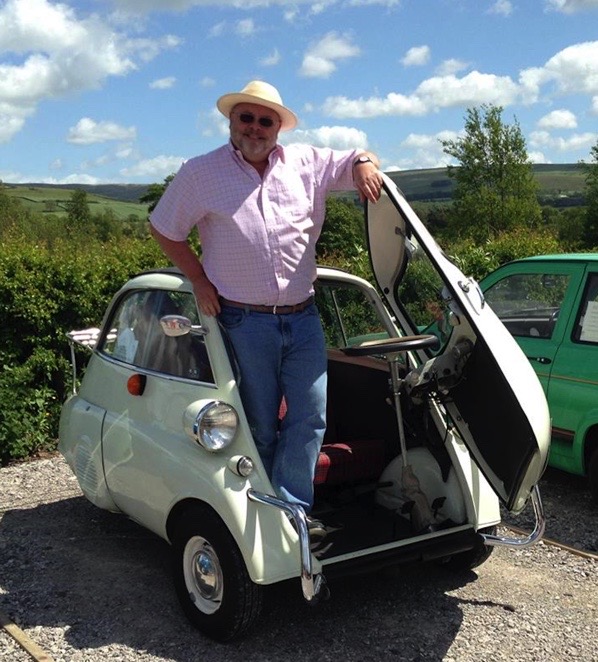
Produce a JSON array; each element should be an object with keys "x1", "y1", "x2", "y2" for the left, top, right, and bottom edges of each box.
[{"x1": 150, "y1": 226, "x2": 221, "y2": 316}]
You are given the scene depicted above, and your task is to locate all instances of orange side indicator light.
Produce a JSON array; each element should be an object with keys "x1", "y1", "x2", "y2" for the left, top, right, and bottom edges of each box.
[{"x1": 127, "y1": 373, "x2": 147, "y2": 396}]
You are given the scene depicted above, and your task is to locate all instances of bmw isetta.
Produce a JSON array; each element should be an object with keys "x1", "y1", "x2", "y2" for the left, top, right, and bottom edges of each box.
[{"x1": 59, "y1": 174, "x2": 550, "y2": 641}]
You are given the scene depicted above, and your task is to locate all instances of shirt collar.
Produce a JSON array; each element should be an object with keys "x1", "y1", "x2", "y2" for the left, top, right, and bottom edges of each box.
[{"x1": 227, "y1": 139, "x2": 285, "y2": 165}]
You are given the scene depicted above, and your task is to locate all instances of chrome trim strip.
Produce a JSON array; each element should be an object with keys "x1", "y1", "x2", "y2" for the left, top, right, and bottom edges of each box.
[
  {"x1": 482, "y1": 485, "x2": 545, "y2": 548},
  {"x1": 246, "y1": 489, "x2": 326, "y2": 603}
]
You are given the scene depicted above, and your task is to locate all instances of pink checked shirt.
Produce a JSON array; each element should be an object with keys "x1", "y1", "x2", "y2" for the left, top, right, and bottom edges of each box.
[{"x1": 150, "y1": 141, "x2": 360, "y2": 306}]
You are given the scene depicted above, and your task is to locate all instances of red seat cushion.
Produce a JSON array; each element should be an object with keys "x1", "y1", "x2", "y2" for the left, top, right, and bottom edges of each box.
[{"x1": 315, "y1": 439, "x2": 387, "y2": 485}]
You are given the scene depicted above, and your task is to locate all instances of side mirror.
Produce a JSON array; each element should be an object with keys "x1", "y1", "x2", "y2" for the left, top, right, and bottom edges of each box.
[{"x1": 160, "y1": 315, "x2": 208, "y2": 337}]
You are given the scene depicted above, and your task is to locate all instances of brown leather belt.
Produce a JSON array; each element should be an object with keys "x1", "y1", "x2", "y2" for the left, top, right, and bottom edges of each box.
[{"x1": 219, "y1": 296, "x2": 314, "y2": 315}]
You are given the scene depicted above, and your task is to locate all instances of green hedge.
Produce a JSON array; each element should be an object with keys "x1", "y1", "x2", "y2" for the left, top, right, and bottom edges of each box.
[
  {"x1": 0, "y1": 235, "x2": 167, "y2": 463},
  {"x1": 0, "y1": 225, "x2": 564, "y2": 464}
]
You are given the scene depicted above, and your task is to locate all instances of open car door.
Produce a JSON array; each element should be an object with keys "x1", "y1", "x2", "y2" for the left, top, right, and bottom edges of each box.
[{"x1": 365, "y1": 175, "x2": 550, "y2": 513}]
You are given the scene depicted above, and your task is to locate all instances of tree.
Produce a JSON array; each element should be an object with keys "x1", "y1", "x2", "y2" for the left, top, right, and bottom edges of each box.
[
  {"x1": 91, "y1": 208, "x2": 122, "y2": 242},
  {"x1": 140, "y1": 173, "x2": 175, "y2": 214},
  {"x1": 441, "y1": 104, "x2": 542, "y2": 243},
  {"x1": 553, "y1": 207, "x2": 585, "y2": 251},
  {"x1": 581, "y1": 140, "x2": 598, "y2": 248},
  {"x1": 66, "y1": 189, "x2": 91, "y2": 230}
]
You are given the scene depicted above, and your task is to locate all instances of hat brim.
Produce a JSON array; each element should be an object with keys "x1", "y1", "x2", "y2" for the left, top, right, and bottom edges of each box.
[{"x1": 217, "y1": 93, "x2": 297, "y2": 132}]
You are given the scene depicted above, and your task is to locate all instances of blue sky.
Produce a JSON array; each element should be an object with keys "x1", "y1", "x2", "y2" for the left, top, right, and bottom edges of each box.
[{"x1": 1, "y1": 0, "x2": 598, "y2": 185}]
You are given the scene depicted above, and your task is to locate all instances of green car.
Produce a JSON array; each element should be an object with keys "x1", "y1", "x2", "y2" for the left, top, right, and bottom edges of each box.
[{"x1": 480, "y1": 254, "x2": 598, "y2": 501}]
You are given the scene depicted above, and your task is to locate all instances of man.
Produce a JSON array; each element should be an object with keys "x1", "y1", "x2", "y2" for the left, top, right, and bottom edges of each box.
[{"x1": 150, "y1": 80, "x2": 382, "y2": 534}]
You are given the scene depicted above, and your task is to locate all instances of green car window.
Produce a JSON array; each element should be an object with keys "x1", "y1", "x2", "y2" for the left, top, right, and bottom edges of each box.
[
  {"x1": 573, "y1": 273, "x2": 598, "y2": 344},
  {"x1": 484, "y1": 272, "x2": 571, "y2": 339}
]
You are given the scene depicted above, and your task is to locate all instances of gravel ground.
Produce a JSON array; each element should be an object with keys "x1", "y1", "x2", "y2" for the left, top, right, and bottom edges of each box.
[{"x1": 0, "y1": 455, "x2": 597, "y2": 662}]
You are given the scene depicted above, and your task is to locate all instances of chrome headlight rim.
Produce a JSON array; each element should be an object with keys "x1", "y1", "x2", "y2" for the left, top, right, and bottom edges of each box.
[{"x1": 193, "y1": 400, "x2": 239, "y2": 452}]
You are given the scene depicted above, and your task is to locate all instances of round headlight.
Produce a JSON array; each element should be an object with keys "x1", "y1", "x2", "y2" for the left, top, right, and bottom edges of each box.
[{"x1": 194, "y1": 401, "x2": 238, "y2": 452}]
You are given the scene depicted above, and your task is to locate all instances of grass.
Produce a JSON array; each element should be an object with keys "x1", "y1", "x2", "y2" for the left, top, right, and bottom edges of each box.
[{"x1": 3, "y1": 185, "x2": 148, "y2": 220}]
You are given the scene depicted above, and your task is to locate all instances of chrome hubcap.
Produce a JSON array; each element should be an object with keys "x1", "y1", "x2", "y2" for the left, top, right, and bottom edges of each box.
[{"x1": 183, "y1": 536, "x2": 223, "y2": 614}]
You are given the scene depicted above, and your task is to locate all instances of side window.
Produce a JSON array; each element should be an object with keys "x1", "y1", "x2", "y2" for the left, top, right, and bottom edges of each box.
[
  {"x1": 315, "y1": 282, "x2": 390, "y2": 349},
  {"x1": 484, "y1": 273, "x2": 570, "y2": 339},
  {"x1": 100, "y1": 289, "x2": 214, "y2": 383},
  {"x1": 574, "y1": 273, "x2": 598, "y2": 344}
]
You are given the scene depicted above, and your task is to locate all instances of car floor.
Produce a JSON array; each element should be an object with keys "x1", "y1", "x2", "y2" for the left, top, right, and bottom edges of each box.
[{"x1": 311, "y1": 491, "x2": 415, "y2": 560}]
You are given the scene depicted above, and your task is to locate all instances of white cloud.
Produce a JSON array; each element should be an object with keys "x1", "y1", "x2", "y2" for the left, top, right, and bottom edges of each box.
[
  {"x1": 322, "y1": 92, "x2": 426, "y2": 118},
  {"x1": 545, "y1": 0, "x2": 598, "y2": 13},
  {"x1": 322, "y1": 40, "x2": 598, "y2": 124},
  {"x1": 115, "y1": 144, "x2": 136, "y2": 159},
  {"x1": 121, "y1": 155, "x2": 186, "y2": 178},
  {"x1": 488, "y1": 0, "x2": 513, "y2": 16},
  {"x1": 67, "y1": 118, "x2": 137, "y2": 144},
  {"x1": 260, "y1": 49, "x2": 281, "y2": 66},
  {"x1": 322, "y1": 71, "x2": 519, "y2": 118},
  {"x1": 592, "y1": 96, "x2": 598, "y2": 115},
  {"x1": 528, "y1": 151, "x2": 550, "y2": 164},
  {"x1": 299, "y1": 32, "x2": 361, "y2": 78},
  {"x1": 110, "y1": 0, "x2": 401, "y2": 12},
  {"x1": 435, "y1": 59, "x2": 469, "y2": 77},
  {"x1": 402, "y1": 130, "x2": 462, "y2": 150},
  {"x1": 41, "y1": 173, "x2": 104, "y2": 185},
  {"x1": 537, "y1": 109, "x2": 577, "y2": 129},
  {"x1": 0, "y1": 0, "x2": 180, "y2": 141},
  {"x1": 401, "y1": 46, "x2": 430, "y2": 67},
  {"x1": 284, "y1": 125, "x2": 368, "y2": 150},
  {"x1": 398, "y1": 130, "x2": 462, "y2": 169},
  {"x1": 150, "y1": 76, "x2": 176, "y2": 89},
  {"x1": 416, "y1": 71, "x2": 520, "y2": 107},
  {"x1": 133, "y1": 34, "x2": 183, "y2": 63},
  {"x1": 0, "y1": 100, "x2": 32, "y2": 142},
  {"x1": 208, "y1": 21, "x2": 226, "y2": 38},
  {"x1": 529, "y1": 129, "x2": 597, "y2": 152},
  {"x1": 521, "y1": 41, "x2": 598, "y2": 98},
  {"x1": 235, "y1": 18, "x2": 257, "y2": 37}
]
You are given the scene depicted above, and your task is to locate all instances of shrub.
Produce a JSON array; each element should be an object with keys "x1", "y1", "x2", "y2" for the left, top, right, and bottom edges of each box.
[
  {"x1": 0, "y1": 234, "x2": 167, "y2": 463},
  {"x1": 448, "y1": 228, "x2": 562, "y2": 281}
]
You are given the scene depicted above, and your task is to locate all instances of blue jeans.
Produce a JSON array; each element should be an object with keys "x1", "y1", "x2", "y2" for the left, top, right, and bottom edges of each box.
[{"x1": 218, "y1": 303, "x2": 327, "y2": 512}]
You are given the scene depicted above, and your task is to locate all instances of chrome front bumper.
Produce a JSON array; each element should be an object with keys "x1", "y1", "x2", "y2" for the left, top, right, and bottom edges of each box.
[
  {"x1": 247, "y1": 489, "x2": 328, "y2": 604},
  {"x1": 483, "y1": 484, "x2": 546, "y2": 547}
]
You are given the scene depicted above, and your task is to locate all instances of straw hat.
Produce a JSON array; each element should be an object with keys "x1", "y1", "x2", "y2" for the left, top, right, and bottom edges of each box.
[{"x1": 217, "y1": 80, "x2": 297, "y2": 131}]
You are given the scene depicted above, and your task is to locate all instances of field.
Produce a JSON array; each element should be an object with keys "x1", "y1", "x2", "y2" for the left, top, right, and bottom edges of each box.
[
  {"x1": 4, "y1": 164, "x2": 587, "y2": 218},
  {"x1": 3, "y1": 183, "x2": 149, "y2": 220},
  {"x1": 390, "y1": 163, "x2": 586, "y2": 202}
]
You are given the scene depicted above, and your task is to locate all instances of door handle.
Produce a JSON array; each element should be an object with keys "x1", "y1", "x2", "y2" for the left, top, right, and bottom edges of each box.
[{"x1": 529, "y1": 356, "x2": 552, "y2": 365}]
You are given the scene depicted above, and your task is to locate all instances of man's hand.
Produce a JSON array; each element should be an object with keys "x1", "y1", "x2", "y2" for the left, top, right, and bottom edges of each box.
[
  {"x1": 352, "y1": 154, "x2": 383, "y2": 204},
  {"x1": 192, "y1": 275, "x2": 221, "y2": 317}
]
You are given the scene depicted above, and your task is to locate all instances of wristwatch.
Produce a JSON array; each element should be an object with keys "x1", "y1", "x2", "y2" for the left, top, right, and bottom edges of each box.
[{"x1": 353, "y1": 155, "x2": 373, "y2": 168}]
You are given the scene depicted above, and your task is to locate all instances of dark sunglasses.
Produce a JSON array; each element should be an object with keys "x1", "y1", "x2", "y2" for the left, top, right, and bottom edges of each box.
[{"x1": 236, "y1": 112, "x2": 278, "y2": 128}]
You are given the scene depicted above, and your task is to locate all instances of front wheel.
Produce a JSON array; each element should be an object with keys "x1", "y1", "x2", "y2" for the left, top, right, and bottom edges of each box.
[{"x1": 172, "y1": 506, "x2": 263, "y2": 641}]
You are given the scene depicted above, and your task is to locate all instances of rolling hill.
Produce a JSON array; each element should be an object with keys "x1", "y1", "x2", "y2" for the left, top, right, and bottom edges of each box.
[{"x1": 3, "y1": 164, "x2": 587, "y2": 218}]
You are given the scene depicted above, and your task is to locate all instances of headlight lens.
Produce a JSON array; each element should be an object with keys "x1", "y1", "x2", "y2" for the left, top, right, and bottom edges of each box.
[{"x1": 194, "y1": 401, "x2": 238, "y2": 452}]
